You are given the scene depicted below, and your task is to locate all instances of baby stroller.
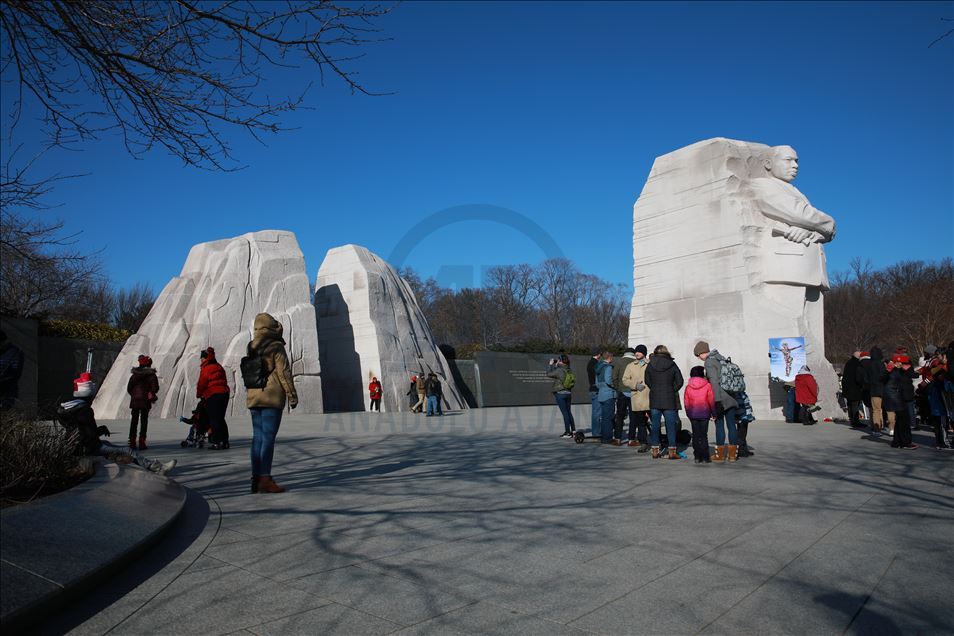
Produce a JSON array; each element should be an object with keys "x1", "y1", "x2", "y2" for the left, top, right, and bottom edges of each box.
[{"x1": 180, "y1": 399, "x2": 213, "y2": 448}]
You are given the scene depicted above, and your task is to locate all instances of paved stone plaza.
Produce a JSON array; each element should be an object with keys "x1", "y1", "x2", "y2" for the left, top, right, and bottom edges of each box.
[{"x1": 44, "y1": 406, "x2": 953, "y2": 635}]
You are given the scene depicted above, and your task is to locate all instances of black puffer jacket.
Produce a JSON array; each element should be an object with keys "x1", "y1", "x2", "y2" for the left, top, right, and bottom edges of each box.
[
  {"x1": 841, "y1": 356, "x2": 866, "y2": 401},
  {"x1": 644, "y1": 353, "x2": 684, "y2": 411},
  {"x1": 881, "y1": 366, "x2": 917, "y2": 412},
  {"x1": 867, "y1": 347, "x2": 885, "y2": 398}
]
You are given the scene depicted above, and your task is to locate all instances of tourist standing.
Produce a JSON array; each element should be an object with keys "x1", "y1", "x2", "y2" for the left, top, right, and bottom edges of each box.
[
  {"x1": 927, "y1": 369, "x2": 953, "y2": 450},
  {"x1": 197, "y1": 347, "x2": 231, "y2": 450},
  {"x1": 413, "y1": 372, "x2": 427, "y2": 414},
  {"x1": 644, "y1": 345, "x2": 684, "y2": 459},
  {"x1": 369, "y1": 376, "x2": 382, "y2": 412},
  {"x1": 611, "y1": 348, "x2": 638, "y2": 446},
  {"x1": 246, "y1": 313, "x2": 299, "y2": 493},
  {"x1": 622, "y1": 344, "x2": 651, "y2": 452},
  {"x1": 0, "y1": 330, "x2": 25, "y2": 410},
  {"x1": 683, "y1": 366, "x2": 715, "y2": 464},
  {"x1": 595, "y1": 351, "x2": 616, "y2": 443},
  {"x1": 127, "y1": 355, "x2": 159, "y2": 450},
  {"x1": 794, "y1": 365, "x2": 819, "y2": 425},
  {"x1": 548, "y1": 355, "x2": 576, "y2": 438},
  {"x1": 586, "y1": 349, "x2": 601, "y2": 438},
  {"x1": 694, "y1": 341, "x2": 740, "y2": 462},
  {"x1": 867, "y1": 347, "x2": 887, "y2": 434},
  {"x1": 425, "y1": 372, "x2": 443, "y2": 416},
  {"x1": 882, "y1": 354, "x2": 918, "y2": 449},
  {"x1": 407, "y1": 375, "x2": 419, "y2": 412},
  {"x1": 842, "y1": 351, "x2": 867, "y2": 429}
]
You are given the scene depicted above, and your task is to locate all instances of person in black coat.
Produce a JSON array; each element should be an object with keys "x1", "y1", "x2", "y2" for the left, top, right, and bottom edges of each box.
[
  {"x1": 881, "y1": 354, "x2": 918, "y2": 449},
  {"x1": 841, "y1": 352, "x2": 867, "y2": 428},
  {"x1": 867, "y1": 347, "x2": 886, "y2": 433},
  {"x1": 644, "y1": 345, "x2": 684, "y2": 459}
]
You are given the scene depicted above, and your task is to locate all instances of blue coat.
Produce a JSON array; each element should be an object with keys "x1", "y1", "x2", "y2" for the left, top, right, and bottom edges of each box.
[{"x1": 596, "y1": 360, "x2": 616, "y2": 402}]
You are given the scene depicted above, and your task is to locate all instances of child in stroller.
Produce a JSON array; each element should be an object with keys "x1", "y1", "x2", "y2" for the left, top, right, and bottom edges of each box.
[{"x1": 180, "y1": 399, "x2": 214, "y2": 448}]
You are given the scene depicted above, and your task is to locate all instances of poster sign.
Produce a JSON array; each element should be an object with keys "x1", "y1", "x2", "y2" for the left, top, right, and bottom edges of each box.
[{"x1": 769, "y1": 337, "x2": 806, "y2": 382}]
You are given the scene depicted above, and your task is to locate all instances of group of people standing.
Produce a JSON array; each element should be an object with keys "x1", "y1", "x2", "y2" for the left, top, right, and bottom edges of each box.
[
  {"x1": 406, "y1": 372, "x2": 444, "y2": 416},
  {"x1": 125, "y1": 312, "x2": 299, "y2": 493},
  {"x1": 839, "y1": 344, "x2": 954, "y2": 451},
  {"x1": 548, "y1": 340, "x2": 755, "y2": 464}
]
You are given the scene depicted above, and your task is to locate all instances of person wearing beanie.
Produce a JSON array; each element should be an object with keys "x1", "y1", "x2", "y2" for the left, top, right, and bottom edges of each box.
[
  {"x1": 369, "y1": 376, "x2": 382, "y2": 412},
  {"x1": 246, "y1": 313, "x2": 299, "y2": 493},
  {"x1": 867, "y1": 347, "x2": 887, "y2": 434},
  {"x1": 644, "y1": 345, "x2": 684, "y2": 459},
  {"x1": 610, "y1": 347, "x2": 639, "y2": 445},
  {"x1": 126, "y1": 354, "x2": 159, "y2": 449},
  {"x1": 586, "y1": 348, "x2": 602, "y2": 437},
  {"x1": 683, "y1": 366, "x2": 715, "y2": 463},
  {"x1": 407, "y1": 375, "x2": 420, "y2": 412},
  {"x1": 881, "y1": 354, "x2": 918, "y2": 449},
  {"x1": 794, "y1": 365, "x2": 819, "y2": 425},
  {"x1": 621, "y1": 344, "x2": 651, "y2": 451},
  {"x1": 197, "y1": 346, "x2": 231, "y2": 450},
  {"x1": 695, "y1": 341, "x2": 741, "y2": 461}
]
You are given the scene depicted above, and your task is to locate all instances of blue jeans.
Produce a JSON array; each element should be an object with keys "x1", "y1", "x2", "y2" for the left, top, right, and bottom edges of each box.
[
  {"x1": 599, "y1": 399, "x2": 615, "y2": 441},
  {"x1": 426, "y1": 395, "x2": 439, "y2": 415},
  {"x1": 250, "y1": 407, "x2": 283, "y2": 476},
  {"x1": 649, "y1": 408, "x2": 678, "y2": 447},
  {"x1": 590, "y1": 391, "x2": 600, "y2": 436},
  {"x1": 714, "y1": 406, "x2": 739, "y2": 445},
  {"x1": 555, "y1": 392, "x2": 575, "y2": 433}
]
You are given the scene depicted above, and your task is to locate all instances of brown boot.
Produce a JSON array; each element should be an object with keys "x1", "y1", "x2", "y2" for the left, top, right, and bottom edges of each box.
[
  {"x1": 711, "y1": 446, "x2": 724, "y2": 462},
  {"x1": 258, "y1": 476, "x2": 286, "y2": 493},
  {"x1": 138, "y1": 436, "x2": 148, "y2": 451},
  {"x1": 251, "y1": 476, "x2": 259, "y2": 494},
  {"x1": 727, "y1": 445, "x2": 738, "y2": 462},
  {"x1": 651, "y1": 446, "x2": 660, "y2": 459},
  {"x1": 668, "y1": 447, "x2": 679, "y2": 460}
]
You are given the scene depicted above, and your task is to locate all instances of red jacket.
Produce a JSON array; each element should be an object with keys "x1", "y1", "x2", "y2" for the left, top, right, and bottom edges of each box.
[
  {"x1": 369, "y1": 380, "x2": 382, "y2": 399},
  {"x1": 795, "y1": 373, "x2": 818, "y2": 405},
  {"x1": 683, "y1": 377, "x2": 716, "y2": 420},
  {"x1": 197, "y1": 357, "x2": 230, "y2": 399}
]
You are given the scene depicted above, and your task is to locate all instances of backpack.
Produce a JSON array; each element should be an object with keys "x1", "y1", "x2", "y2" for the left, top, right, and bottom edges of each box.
[
  {"x1": 240, "y1": 348, "x2": 269, "y2": 389},
  {"x1": 563, "y1": 370, "x2": 576, "y2": 390},
  {"x1": 719, "y1": 356, "x2": 746, "y2": 394}
]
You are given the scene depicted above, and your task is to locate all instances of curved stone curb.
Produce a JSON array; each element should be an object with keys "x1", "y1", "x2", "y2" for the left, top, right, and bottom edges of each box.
[{"x1": 0, "y1": 459, "x2": 187, "y2": 633}]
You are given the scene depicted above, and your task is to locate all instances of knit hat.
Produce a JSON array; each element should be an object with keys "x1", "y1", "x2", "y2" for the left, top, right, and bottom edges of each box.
[
  {"x1": 634, "y1": 344, "x2": 648, "y2": 356},
  {"x1": 201, "y1": 347, "x2": 215, "y2": 359},
  {"x1": 924, "y1": 345, "x2": 938, "y2": 356},
  {"x1": 624, "y1": 347, "x2": 636, "y2": 354},
  {"x1": 891, "y1": 354, "x2": 910, "y2": 364},
  {"x1": 137, "y1": 355, "x2": 152, "y2": 367},
  {"x1": 591, "y1": 347, "x2": 601, "y2": 356},
  {"x1": 690, "y1": 365, "x2": 705, "y2": 378},
  {"x1": 693, "y1": 341, "x2": 710, "y2": 357}
]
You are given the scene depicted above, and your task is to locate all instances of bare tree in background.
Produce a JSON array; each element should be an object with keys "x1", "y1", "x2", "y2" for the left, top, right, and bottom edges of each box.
[
  {"x1": 1, "y1": 0, "x2": 393, "y2": 173},
  {"x1": 113, "y1": 283, "x2": 156, "y2": 332}
]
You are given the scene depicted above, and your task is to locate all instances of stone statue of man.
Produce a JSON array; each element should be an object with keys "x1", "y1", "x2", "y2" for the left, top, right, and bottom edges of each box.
[{"x1": 747, "y1": 145, "x2": 837, "y2": 289}]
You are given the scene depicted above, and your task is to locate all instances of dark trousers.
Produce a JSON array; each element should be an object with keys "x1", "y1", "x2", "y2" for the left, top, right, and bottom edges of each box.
[
  {"x1": 737, "y1": 420, "x2": 750, "y2": 452},
  {"x1": 370, "y1": 398, "x2": 381, "y2": 411},
  {"x1": 599, "y1": 399, "x2": 615, "y2": 442},
  {"x1": 931, "y1": 414, "x2": 948, "y2": 447},
  {"x1": 799, "y1": 402, "x2": 815, "y2": 425},
  {"x1": 629, "y1": 410, "x2": 649, "y2": 443},
  {"x1": 206, "y1": 393, "x2": 230, "y2": 445},
  {"x1": 690, "y1": 418, "x2": 710, "y2": 460},
  {"x1": 129, "y1": 407, "x2": 150, "y2": 438},
  {"x1": 555, "y1": 392, "x2": 575, "y2": 433},
  {"x1": 848, "y1": 400, "x2": 864, "y2": 427},
  {"x1": 613, "y1": 395, "x2": 631, "y2": 440},
  {"x1": 890, "y1": 409, "x2": 913, "y2": 447}
]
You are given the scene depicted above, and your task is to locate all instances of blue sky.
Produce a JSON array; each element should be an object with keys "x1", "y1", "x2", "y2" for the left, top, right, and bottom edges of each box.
[{"x1": 5, "y1": 1, "x2": 953, "y2": 295}]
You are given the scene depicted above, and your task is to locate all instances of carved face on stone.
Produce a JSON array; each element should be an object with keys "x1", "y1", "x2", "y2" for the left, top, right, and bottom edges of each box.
[{"x1": 765, "y1": 145, "x2": 799, "y2": 182}]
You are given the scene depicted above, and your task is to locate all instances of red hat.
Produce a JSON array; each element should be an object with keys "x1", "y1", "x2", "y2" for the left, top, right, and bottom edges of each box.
[
  {"x1": 138, "y1": 355, "x2": 152, "y2": 367},
  {"x1": 891, "y1": 354, "x2": 910, "y2": 364}
]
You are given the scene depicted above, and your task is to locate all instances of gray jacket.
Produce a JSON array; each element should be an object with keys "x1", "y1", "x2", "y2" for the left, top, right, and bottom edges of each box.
[
  {"x1": 612, "y1": 353, "x2": 637, "y2": 393},
  {"x1": 704, "y1": 350, "x2": 739, "y2": 410},
  {"x1": 547, "y1": 364, "x2": 571, "y2": 393}
]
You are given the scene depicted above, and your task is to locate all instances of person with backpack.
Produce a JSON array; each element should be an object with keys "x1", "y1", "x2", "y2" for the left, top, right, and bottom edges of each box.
[
  {"x1": 127, "y1": 354, "x2": 159, "y2": 450},
  {"x1": 610, "y1": 348, "x2": 638, "y2": 446},
  {"x1": 424, "y1": 372, "x2": 443, "y2": 416},
  {"x1": 245, "y1": 313, "x2": 298, "y2": 493},
  {"x1": 548, "y1": 354, "x2": 577, "y2": 438},
  {"x1": 694, "y1": 341, "x2": 743, "y2": 462},
  {"x1": 644, "y1": 345, "x2": 684, "y2": 459},
  {"x1": 197, "y1": 347, "x2": 231, "y2": 450},
  {"x1": 684, "y1": 366, "x2": 715, "y2": 464},
  {"x1": 621, "y1": 344, "x2": 651, "y2": 452},
  {"x1": 369, "y1": 376, "x2": 382, "y2": 412}
]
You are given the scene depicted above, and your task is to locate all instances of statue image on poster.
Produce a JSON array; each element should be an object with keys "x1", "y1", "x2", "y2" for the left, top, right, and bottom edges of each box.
[{"x1": 770, "y1": 337, "x2": 806, "y2": 382}]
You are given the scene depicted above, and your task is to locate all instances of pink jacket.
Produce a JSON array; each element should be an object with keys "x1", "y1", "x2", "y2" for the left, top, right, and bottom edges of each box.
[{"x1": 683, "y1": 377, "x2": 716, "y2": 419}]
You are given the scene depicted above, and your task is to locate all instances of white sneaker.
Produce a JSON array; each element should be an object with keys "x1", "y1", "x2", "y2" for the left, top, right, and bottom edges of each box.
[{"x1": 158, "y1": 459, "x2": 177, "y2": 475}]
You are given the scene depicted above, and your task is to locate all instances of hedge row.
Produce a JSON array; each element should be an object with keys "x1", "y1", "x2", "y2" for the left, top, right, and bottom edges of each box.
[{"x1": 39, "y1": 320, "x2": 130, "y2": 343}]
